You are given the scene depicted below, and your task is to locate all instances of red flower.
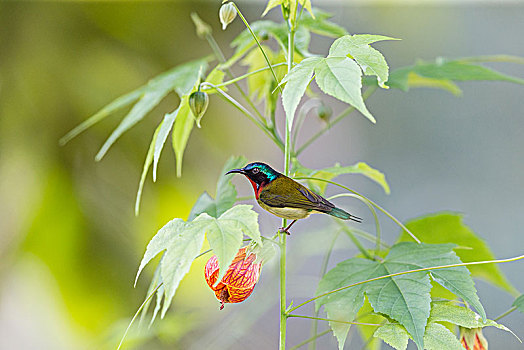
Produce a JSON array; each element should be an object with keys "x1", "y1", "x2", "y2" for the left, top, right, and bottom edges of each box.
[
  {"x1": 205, "y1": 247, "x2": 261, "y2": 310},
  {"x1": 460, "y1": 327, "x2": 488, "y2": 350}
]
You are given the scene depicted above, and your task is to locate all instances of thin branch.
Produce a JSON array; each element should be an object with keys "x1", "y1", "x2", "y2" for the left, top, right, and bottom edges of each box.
[
  {"x1": 201, "y1": 82, "x2": 284, "y2": 150},
  {"x1": 232, "y1": 3, "x2": 283, "y2": 95},
  {"x1": 296, "y1": 86, "x2": 377, "y2": 156},
  {"x1": 201, "y1": 63, "x2": 287, "y2": 90},
  {"x1": 328, "y1": 193, "x2": 381, "y2": 257},
  {"x1": 295, "y1": 177, "x2": 421, "y2": 243},
  {"x1": 117, "y1": 283, "x2": 163, "y2": 350},
  {"x1": 289, "y1": 314, "x2": 382, "y2": 326},
  {"x1": 289, "y1": 330, "x2": 331, "y2": 350},
  {"x1": 310, "y1": 231, "x2": 340, "y2": 350},
  {"x1": 494, "y1": 306, "x2": 518, "y2": 321}
]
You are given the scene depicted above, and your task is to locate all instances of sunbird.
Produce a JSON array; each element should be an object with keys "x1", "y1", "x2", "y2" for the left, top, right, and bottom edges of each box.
[{"x1": 226, "y1": 162, "x2": 361, "y2": 233}]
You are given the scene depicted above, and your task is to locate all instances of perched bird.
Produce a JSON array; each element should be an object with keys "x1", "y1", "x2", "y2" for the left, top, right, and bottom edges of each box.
[{"x1": 226, "y1": 162, "x2": 361, "y2": 233}]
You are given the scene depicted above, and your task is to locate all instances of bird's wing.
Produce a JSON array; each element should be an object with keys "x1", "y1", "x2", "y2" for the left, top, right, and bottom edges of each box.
[{"x1": 259, "y1": 179, "x2": 334, "y2": 212}]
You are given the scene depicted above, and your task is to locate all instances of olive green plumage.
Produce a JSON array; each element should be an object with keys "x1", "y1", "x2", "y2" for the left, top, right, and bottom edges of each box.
[{"x1": 226, "y1": 162, "x2": 361, "y2": 227}]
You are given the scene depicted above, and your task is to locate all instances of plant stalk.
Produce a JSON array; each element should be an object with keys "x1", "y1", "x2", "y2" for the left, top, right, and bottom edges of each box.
[{"x1": 279, "y1": 17, "x2": 296, "y2": 350}]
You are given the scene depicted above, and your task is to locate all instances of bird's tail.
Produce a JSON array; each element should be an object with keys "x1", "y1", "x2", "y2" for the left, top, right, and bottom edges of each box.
[{"x1": 328, "y1": 207, "x2": 362, "y2": 223}]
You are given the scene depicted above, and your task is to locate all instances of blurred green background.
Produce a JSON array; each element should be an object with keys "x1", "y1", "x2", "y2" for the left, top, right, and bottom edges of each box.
[{"x1": 1, "y1": 1, "x2": 523, "y2": 349}]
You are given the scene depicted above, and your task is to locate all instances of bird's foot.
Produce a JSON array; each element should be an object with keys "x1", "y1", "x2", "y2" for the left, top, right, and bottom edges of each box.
[{"x1": 278, "y1": 227, "x2": 291, "y2": 235}]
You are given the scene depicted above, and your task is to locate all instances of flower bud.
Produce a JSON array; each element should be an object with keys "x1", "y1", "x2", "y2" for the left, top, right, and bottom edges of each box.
[
  {"x1": 219, "y1": 2, "x2": 237, "y2": 30},
  {"x1": 316, "y1": 103, "x2": 332, "y2": 122},
  {"x1": 189, "y1": 90, "x2": 209, "y2": 128},
  {"x1": 460, "y1": 327, "x2": 488, "y2": 350},
  {"x1": 190, "y1": 12, "x2": 212, "y2": 39}
]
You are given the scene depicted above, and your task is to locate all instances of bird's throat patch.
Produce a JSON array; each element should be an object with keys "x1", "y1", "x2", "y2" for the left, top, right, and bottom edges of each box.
[{"x1": 247, "y1": 178, "x2": 264, "y2": 199}]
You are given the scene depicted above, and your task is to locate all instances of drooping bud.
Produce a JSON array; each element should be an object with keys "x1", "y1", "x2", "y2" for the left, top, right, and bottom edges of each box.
[
  {"x1": 316, "y1": 103, "x2": 332, "y2": 122},
  {"x1": 219, "y1": 2, "x2": 237, "y2": 30},
  {"x1": 190, "y1": 12, "x2": 212, "y2": 39},
  {"x1": 189, "y1": 90, "x2": 209, "y2": 128},
  {"x1": 204, "y1": 247, "x2": 262, "y2": 310}
]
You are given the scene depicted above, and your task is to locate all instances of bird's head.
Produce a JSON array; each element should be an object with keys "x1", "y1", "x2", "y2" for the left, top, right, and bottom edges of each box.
[{"x1": 226, "y1": 162, "x2": 279, "y2": 195}]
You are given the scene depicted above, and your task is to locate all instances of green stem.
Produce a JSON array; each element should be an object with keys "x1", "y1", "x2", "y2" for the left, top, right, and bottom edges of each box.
[
  {"x1": 289, "y1": 330, "x2": 331, "y2": 350},
  {"x1": 206, "y1": 34, "x2": 264, "y2": 122},
  {"x1": 194, "y1": 249, "x2": 212, "y2": 260},
  {"x1": 310, "y1": 231, "x2": 340, "y2": 350},
  {"x1": 296, "y1": 86, "x2": 378, "y2": 156},
  {"x1": 202, "y1": 63, "x2": 287, "y2": 90},
  {"x1": 233, "y1": 3, "x2": 283, "y2": 95},
  {"x1": 294, "y1": 177, "x2": 421, "y2": 243},
  {"x1": 494, "y1": 306, "x2": 517, "y2": 321},
  {"x1": 338, "y1": 224, "x2": 373, "y2": 260},
  {"x1": 288, "y1": 254, "x2": 524, "y2": 314},
  {"x1": 278, "y1": 17, "x2": 296, "y2": 350},
  {"x1": 289, "y1": 314, "x2": 382, "y2": 326},
  {"x1": 292, "y1": 99, "x2": 321, "y2": 154},
  {"x1": 201, "y1": 83, "x2": 284, "y2": 150},
  {"x1": 117, "y1": 283, "x2": 163, "y2": 350}
]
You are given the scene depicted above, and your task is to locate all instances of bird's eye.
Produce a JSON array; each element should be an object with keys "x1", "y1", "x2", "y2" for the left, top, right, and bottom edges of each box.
[{"x1": 252, "y1": 168, "x2": 260, "y2": 174}]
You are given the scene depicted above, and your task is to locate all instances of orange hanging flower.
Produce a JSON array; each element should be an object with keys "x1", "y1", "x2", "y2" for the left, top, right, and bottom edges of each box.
[
  {"x1": 205, "y1": 247, "x2": 261, "y2": 310},
  {"x1": 460, "y1": 327, "x2": 488, "y2": 350}
]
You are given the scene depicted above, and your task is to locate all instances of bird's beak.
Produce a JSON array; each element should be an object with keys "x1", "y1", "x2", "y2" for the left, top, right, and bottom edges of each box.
[{"x1": 225, "y1": 168, "x2": 244, "y2": 175}]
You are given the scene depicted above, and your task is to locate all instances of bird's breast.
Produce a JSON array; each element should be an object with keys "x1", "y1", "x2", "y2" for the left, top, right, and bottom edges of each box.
[{"x1": 258, "y1": 200, "x2": 311, "y2": 220}]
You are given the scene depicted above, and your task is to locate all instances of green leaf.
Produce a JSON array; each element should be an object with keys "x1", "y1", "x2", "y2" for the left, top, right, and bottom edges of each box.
[
  {"x1": 404, "y1": 72, "x2": 462, "y2": 96},
  {"x1": 160, "y1": 219, "x2": 207, "y2": 316},
  {"x1": 135, "y1": 218, "x2": 187, "y2": 286},
  {"x1": 204, "y1": 67, "x2": 227, "y2": 93},
  {"x1": 281, "y1": 57, "x2": 322, "y2": 133},
  {"x1": 153, "y1": 108, "x2": 179, "y2": 181},
  {"x1": 215, "y1": 156, "x2": 248, "y2": 216},
  {"x1": 188, "y1": 156, "x2": 247, "y2": 220},
  {"x1": 139, "y1": 261, "x2": 162, "y2": 325},
  {"x1": 241, "y1": 45, "x2": 277, "y2": 102},
  {"x1": 315, "y1": 258, "x2": 373, "y2": 350},
  {"x1": 300, "y1": 9, "x2": 348, "y2": 38},
  {"x1": 430, "y1": 301, "x2": 510, "y2": 332},
  {"x1": 300, "y1": 0, "x2": 314, "y2": 18},
  {"x1": 513, "y1": 294, "x2": 524, "y2": 315},
  {"x1": 262, "y1": 0, "x2": 283, "y2": 16},
  {"x1": 356, "y1": 298, "x2": 384, "y2": 350},
  {"x1": 398, "y1": 213, "x2": 517, "y2": 295},
  {"x1": 374, "y1": 323, "x2": 409, "y2": 350},
  {"x1": 94, "y1": 59, "x2": 206, "y2": 161},
  {"x1": 95, "y1": 89, "x2": 166, "y2": 161},
  {"x1": 329, "y1": 34, "x2": 399, "y2": 88},
  {"x1": 375, "y1": 302, "x2": 517, "y2": 350},
  {"x1": 387, "y1": 242, "x2": 486, "y2": 321},
  {"x1": 387, "y1": 57, "x2": 524, "y2": 91},
  {"x1": 250, "y1": 238, "x2": 277, "y2": 265},
  {"x1": 292, "y1": 159, "x2": 390, "y2": 195},
  {"x1": 188, "y1": 192, "x2": 216, "y2": 221},
  {"x1": 314, "y1": 56, "x2": 375, "y2": 123},
  {"x1": 59, "y1": 88, "x2": 145, "y2": 145},
  {"x1": 262, "y1": 0, "x2": 314, "y2": 18},
  {"x1": 171, "y1": 94, "x2": 193, "y2": 177},
  {"x1": 317, "y1": 242, "x2": 482, "y2": 349},
  {"x1": 365, "y1": 258, "x2": 431, "y2": 350},
  {"x1": 198, "y1": 205, "x2": 262, "y2": 285},
  {"x1": 134, "y1": 123, "x2": 161, "y2": 216},
  {"x1": 423, "y1": 322, "x2": 463, "y2": 350}
]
